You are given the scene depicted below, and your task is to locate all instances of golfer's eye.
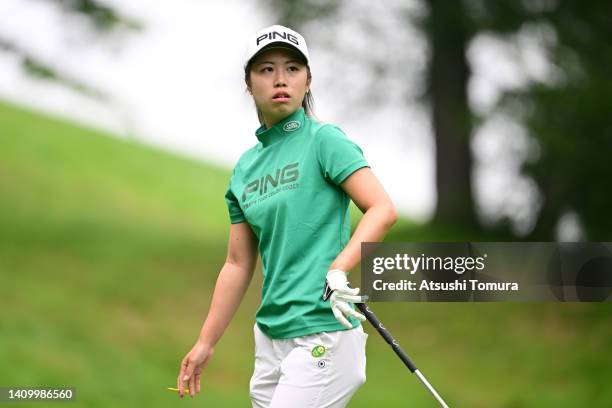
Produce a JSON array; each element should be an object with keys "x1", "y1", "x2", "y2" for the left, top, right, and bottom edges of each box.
[
  {"x1": 288, "y1": 65, "x2": 300, "y2": 72},
  {"x1": 260, "y1": 66, "x2": 273, "y2": 73}
]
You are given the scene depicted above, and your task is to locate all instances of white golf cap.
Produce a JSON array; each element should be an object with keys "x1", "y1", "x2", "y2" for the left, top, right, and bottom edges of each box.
[{"x1": 244, "y1": 24, "x2": 309, "y2": 69}]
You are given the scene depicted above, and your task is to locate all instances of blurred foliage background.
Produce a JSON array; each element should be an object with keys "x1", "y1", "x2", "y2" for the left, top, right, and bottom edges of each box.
[{"x1": 1, "y1": 0, "x2": 611, "y2": 407}]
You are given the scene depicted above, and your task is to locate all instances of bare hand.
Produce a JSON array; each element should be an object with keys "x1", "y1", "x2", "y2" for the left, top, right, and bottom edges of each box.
[{"x1": 177, "y1": 341, "x2": 214, "y2": 398}]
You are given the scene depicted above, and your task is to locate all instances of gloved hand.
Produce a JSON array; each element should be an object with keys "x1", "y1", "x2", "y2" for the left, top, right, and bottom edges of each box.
[{"x1": 322, "y1": 269, "x2": 368, "y2": 329}]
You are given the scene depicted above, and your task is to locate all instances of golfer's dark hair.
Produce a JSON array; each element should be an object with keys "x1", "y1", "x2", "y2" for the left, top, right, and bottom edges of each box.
[{"x1": 245, "y1": 53, "x2": 316, "y2": 126}]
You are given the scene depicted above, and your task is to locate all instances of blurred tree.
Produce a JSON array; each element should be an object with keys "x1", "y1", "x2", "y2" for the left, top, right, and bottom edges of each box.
[
  {"x1": 424, "y1": 0, "x2": 477, "y2": 230},
  {"x1": 49, "y1": 0, "x2": 139, "y2": 31},
  {"x1": 0, "y1": 0, "x2": 140, "y2": 99},
  {"x1": 262, "y1": 0, "x2": 340, "y2": 29},
  {"x1": 454, "y1": 1, "x2": 612, "y2": 239},
  {"x1": 498, "y1": 2, "x2": 612, "y2": 240},
  {"x1": 416, "y1": 0, "x2": 612, "y2": 239}
]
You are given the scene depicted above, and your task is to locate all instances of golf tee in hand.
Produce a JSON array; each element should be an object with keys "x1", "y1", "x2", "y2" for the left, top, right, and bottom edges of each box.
[
  {"x1": 177, "y1": 341, "x2": 213, "y2": 399},
  {"x1": 323, "y1": 269, "x2": 368, "y2": 328}
]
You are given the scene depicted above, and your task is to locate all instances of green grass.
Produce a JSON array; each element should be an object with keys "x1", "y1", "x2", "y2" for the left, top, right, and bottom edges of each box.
[{"x1": 1, "y1": 99, "x2": 611, "y2": 407}]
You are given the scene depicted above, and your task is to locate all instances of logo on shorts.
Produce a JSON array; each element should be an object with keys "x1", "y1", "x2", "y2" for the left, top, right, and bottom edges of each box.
[
  {"x1": 283, "y1": 121, "x2": 301, "y2": 132},
  {"x1": 311, "y1": 345, "x2": 326, "y2": 358}
]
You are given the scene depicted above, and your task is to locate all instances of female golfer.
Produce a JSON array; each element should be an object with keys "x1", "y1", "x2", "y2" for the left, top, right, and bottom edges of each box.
[{"x1": 177, "y1": 25, "x2": 397, "y2": 408}]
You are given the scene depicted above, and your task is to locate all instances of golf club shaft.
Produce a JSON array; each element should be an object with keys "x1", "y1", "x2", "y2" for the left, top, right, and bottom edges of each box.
[{"x1": 356, "y1": 303, "x2": 450, "y2": 408}]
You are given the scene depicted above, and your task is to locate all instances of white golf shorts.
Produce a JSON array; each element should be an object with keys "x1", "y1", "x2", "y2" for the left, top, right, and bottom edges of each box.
[{"x1": 249, "y1": 323, "x2": 368, "y2": 408}]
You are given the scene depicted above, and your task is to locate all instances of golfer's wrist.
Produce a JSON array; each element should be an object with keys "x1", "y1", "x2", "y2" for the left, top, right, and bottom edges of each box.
[
  {"x1": 196, "y1": 337, "x2": 215, "y2": 349},
  {"x1": 197, "y1": 327, "x2": 218, "y2": 349},
  {"x1": 326, "y1": 269, "x2": 348, "y2": 290},
  {"x1": 329, "y1": 258, "x2": 351, "y2": 271}
]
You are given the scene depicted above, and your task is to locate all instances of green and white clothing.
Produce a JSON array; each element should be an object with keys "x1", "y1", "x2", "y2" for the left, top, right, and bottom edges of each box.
[
  {"x1": 249, "y1": 323, "x2": 368, "y2": 408},
  {"x1": 225, "y1": 108, "x2": 370, "y2": 339}
]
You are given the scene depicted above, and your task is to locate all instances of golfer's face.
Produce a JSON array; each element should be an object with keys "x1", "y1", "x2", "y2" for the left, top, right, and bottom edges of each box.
[{"x1": 249, "y1": 48, "x2": 310, "y2": 126}]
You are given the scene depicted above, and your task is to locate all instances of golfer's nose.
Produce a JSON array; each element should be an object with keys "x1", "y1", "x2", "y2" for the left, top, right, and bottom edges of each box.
[{"x1": 274, "y1": 70, "x2": 287, "y2": 87}]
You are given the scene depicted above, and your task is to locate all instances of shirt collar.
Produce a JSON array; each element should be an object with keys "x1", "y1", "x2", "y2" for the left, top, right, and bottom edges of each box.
[{"x1": 255, "y1": 108, "x2": 306, "y2": 147}]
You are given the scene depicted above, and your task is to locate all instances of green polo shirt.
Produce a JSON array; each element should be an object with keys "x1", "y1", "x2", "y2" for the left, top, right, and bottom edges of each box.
[{"x1": 224, "y1": 108, "x2": 369, "y2": 339}]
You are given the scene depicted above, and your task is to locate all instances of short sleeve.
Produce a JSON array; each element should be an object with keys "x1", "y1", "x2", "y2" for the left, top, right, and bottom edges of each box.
[
  {"x1": 315, "y1": 124, "x2": 370, "y2": 185},
  {"x1": 224, "y1": 168, "x2": 246, "y2": 224}
]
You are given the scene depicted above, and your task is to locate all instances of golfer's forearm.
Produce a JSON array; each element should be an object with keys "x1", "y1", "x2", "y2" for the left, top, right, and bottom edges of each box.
[
  {"x1": 197, "y1": 262, "x2": 254, "y2": 347},
  {"x1": 330, "y1": 204, "x2": 397, "y2": 273}
]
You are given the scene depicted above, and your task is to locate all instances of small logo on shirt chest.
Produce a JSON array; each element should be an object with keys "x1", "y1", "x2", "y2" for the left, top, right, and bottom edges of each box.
[{"x1": 283, "y1": 121, "x2": 301, "y2": 132}]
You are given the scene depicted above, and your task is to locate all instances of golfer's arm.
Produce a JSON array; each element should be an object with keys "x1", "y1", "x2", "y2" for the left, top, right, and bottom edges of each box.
[
  {"x1": 197, "y1": 222, "x2": 258, "y2": 348},
  {"x1": 330, "y1": 167, "x2": 397, "y2": 273}
]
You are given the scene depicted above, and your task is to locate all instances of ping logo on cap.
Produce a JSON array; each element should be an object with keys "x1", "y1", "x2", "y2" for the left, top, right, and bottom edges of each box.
[
  {"x1": 245, "y1": 25, "x2": 309, "y2": 68},
  {"x1": 256, "y1": 30, "x2": 299, "y2": 46}
]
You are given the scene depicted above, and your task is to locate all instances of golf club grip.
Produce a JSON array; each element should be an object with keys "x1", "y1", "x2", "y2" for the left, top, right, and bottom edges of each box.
[{"x1": 356, "y1": 303, "x2": 418, "y2": 373}]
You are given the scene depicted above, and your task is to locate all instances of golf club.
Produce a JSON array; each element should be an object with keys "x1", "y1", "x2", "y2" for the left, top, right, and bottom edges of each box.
[{"x1": 355, "y1": 303, "x2": 450, "y2": 408}]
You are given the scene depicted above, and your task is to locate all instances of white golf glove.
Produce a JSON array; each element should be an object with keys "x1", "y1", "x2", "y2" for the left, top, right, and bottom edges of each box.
[{"x1": 322, "y1": 269, "x2": 368, "y2": 329}]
